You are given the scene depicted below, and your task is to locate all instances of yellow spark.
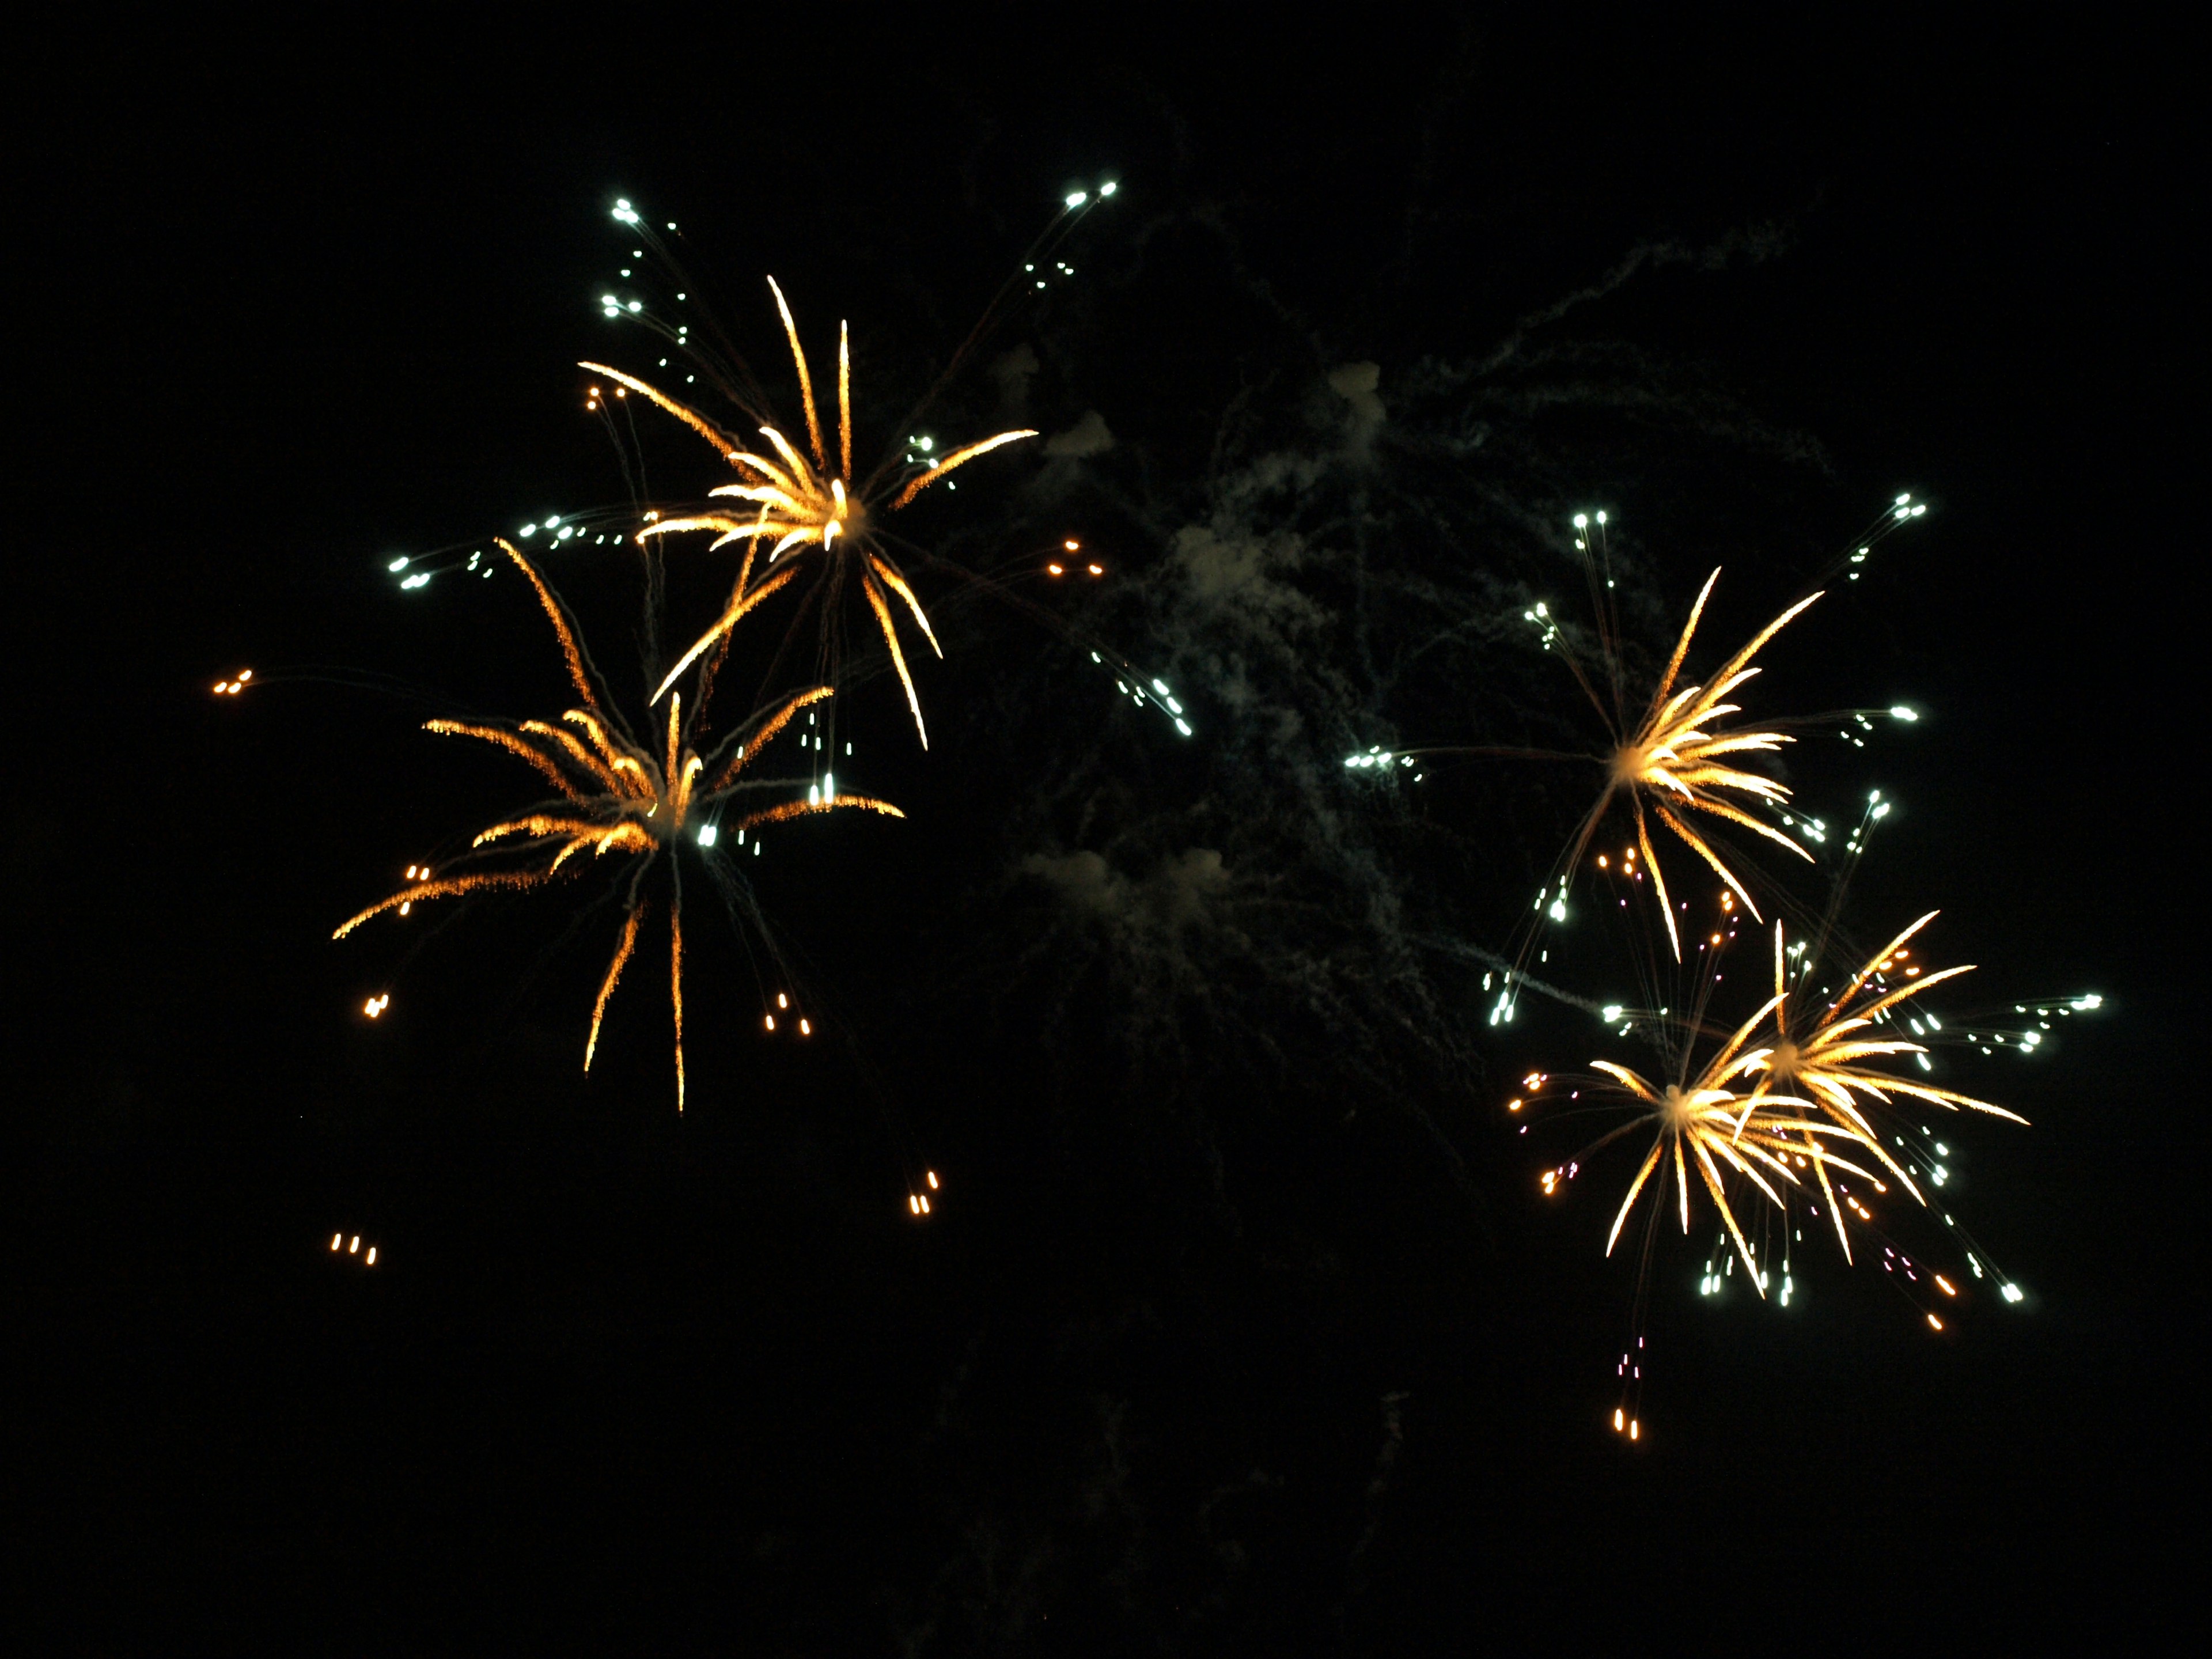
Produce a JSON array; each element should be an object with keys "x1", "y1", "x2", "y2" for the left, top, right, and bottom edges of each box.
[
  {"x1": 585, "y1": 903, "x2": 644, "y2": 1071},
  {"x1": 671, "y1": 903, "x2": 685, "y2": 1112},
  {"x1": 494, "y1": 538, "x2": 601, "y2": 713},
  {"x1": 588, "y1": 277, "x2": 1036, "y2": 746}
]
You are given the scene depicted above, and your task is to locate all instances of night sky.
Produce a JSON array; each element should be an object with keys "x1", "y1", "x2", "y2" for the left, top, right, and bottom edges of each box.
[{"x1": 10, "y1": 18, "x2": 2189, "y2": 1647}]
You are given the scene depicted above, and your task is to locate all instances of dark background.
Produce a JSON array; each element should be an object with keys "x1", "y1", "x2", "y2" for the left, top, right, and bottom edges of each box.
[{"x1": 7, "y1": 13, "x2": 2192, "y2": 1649}]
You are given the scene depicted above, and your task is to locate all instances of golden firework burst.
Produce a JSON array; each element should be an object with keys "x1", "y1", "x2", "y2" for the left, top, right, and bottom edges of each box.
[
  {"x1": 1568, "y1": 567, "x2": 1821, "y2": 959},
  {"x1": 581, "y1": 278, "x2": 1036, "y2": 748},
  {"x1": 1725, "y1": 915, "x2": 2027, "y2": 1261},
  {"x1": 333, "y1": 539, "x2": 904, "y2": 1108},
  {"x1": 1526, "y1": 986, "x2": 1897, "y2": 1289}
]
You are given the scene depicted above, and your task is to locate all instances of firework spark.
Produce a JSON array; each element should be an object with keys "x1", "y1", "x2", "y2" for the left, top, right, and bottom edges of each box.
[
  {"x1": 334, "y1": 540, "x2": 903, "y2": 1108},
  {"x1": 581, "y1": 278, "x2": 1036, "y2": 748}
]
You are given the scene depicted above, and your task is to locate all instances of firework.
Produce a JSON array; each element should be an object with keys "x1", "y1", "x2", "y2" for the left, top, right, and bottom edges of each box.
[
  {"x1": 1550, "y1": 501, "x2": 1936, "y2": 955},
  {"x1": 1520, "y1": 931, "x2": 1910, "y2": 1443},
  {"x1": 1726, "y1": 915, "x2": 2027, "y2": 1262},
  {"x1": 334, "y1": 539, "x2": 903, "y2": 1108},
  {"x1": 1525, "y1": 993, "x2": 1872, "y2": 1289},
  {"x1": 1354, "y1": 504, "x2": 1941, "y2": 1010},
  {"x1": 1557, "y1": 560, "x2": 1821, "y2": 959},
  {"x1": 1521, "y1": 858, "x2": 2067, "y2": 1438},
  {"x1": 581, "y1": 276, "x2": 1036, "y2": 748}
]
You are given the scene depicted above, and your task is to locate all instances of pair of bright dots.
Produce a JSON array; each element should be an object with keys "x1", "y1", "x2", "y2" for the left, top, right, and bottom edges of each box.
[{"x1": 1063, "y1": 181, "x2": 1118, "y2": 209}]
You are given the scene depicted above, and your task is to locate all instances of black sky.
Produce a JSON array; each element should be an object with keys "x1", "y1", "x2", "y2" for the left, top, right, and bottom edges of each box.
[{"x1": 7, "y1": 15, "x2": 2192, "y2": 1647}]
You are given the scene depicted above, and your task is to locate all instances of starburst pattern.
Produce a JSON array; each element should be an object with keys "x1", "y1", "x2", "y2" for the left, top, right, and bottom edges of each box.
[
  {"x1": 1537, "y1": 992, "x2": 1881, "y2": 1289},
  {"x1": 1726, "y1": 915, "x2": 2027, "y2": 1261},
  {"x1": 581, "y1": 278, "x2": 1035, "y2": 747},
  {"x1": 332, "y1": 540, "x2": 903, "y2": 1107},
  {"x1": 1565, "y1": 568, "x2": 1821, "y2": 959}
]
